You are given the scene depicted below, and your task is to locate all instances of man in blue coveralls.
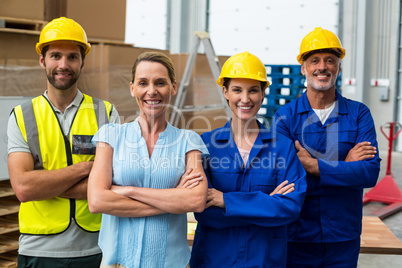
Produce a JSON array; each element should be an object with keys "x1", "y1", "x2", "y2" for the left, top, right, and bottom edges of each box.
[{"x1": 274, "y1": 27, "x2": 381, "y2": 267}]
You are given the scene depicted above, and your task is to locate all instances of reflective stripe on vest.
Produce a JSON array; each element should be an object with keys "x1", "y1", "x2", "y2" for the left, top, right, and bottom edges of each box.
[{"x1": 14, "y1": 94, "x2": 112, "y2": 235}]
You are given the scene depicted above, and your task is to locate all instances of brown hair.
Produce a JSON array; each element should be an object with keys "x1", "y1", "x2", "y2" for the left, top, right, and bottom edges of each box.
[
  {"x1": 131, "y1": 52, "x2": 176, "y2": 83},
  {"x1": 222, "y1": 78, "x2": 267, "y2": 91}
]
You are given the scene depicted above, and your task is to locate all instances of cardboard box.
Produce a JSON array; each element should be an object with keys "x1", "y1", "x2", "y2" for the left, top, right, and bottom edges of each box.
[
  {"x1": 0, "y1": 32, "x2": 45, "y2": 97},
  {"x1": 0, "y1": 37, "x2": 229, "y2": 133},
  {"x1": 45, "y1": 0, "x2": 126, "y2": 41},
  {"x1": 0, "y1": 0, "x2": 45, "y2": 21},
  {"x1": 80, "y1": 45, "x2": 229, "y2": 130}
]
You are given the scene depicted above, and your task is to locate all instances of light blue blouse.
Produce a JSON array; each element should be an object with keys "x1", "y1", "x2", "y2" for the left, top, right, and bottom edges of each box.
[{"x1": 92, "y1": 119, "x2": 208, "y2": 268}]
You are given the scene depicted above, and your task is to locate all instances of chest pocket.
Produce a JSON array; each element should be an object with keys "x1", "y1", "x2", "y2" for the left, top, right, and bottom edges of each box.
[
  {"x1": 338, "y1": 130, "x2": 357, "y2": 160},
  {"x1": 249, "y1": 170, "x2": 278, "y2": 194}
]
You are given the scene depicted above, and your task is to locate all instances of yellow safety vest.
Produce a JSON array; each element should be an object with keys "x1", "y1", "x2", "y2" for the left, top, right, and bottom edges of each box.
[{"x1": 13, "y1": 94, "x2": 112, "y2": 235}]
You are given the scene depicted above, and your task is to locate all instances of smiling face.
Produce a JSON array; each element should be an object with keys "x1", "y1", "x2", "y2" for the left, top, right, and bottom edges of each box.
[
  {"x1": 223, "y1": 78, "x2": 265, "y2": 122},
  {"x1": 130, "y1": 61, "x2": 177, "y2": 121},
  {"x1": 40, "y1": 41, "x2": 83, "y2": 91},
  {"x1": 302, "y1": 52, "x2": 341, "y2": 92}
]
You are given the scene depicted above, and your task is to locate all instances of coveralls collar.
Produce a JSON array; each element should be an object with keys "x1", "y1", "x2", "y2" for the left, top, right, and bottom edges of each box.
[
  {"x1": 297, "y1": 90, "x2": 348, "y2": 115},
  {"x1": 215, "y1": 119, "x2": 273, "y2": 169}
]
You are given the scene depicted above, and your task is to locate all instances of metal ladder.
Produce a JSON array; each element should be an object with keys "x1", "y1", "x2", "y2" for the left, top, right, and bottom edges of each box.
[{"x1": 169, "y1": 31, "x2": 231, "y2": 127}]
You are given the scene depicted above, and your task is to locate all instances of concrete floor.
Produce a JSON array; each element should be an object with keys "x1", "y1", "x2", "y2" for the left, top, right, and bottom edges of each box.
[{"x1": 358, "y1": 150, "x2": 402, "y2": 267}]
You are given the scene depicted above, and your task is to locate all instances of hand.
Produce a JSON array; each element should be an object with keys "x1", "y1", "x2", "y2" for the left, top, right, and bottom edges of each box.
[
  {"x1": 206, "y1": 188, "x2": 225, "y2": 209},
  {"x1": 177, "y1": 168, "x2": 203, "y2": 189},
  {"x1": 345, "y1": 142, "x2": 377, "y2": 162},
  {"x1": 270, "y1": 180, "x2": 295, "y2": 196},
  {"x1": 295, "y1": 140, "x2": 319, "y2": 176}
]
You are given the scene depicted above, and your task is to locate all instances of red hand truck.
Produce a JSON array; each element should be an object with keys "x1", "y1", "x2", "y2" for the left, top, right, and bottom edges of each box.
[{"x1": 363, "y1": 122, "x2": 402, "y2": 219}]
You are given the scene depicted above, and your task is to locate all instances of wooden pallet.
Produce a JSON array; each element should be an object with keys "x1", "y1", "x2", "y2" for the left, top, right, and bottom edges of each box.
[
  {"x1": 0, "y1": 182, "x2": 14, "y2": 199},
  {"x1": 0, "y1": 215, "x2": 18, "y2": 235},
  {"x1": 0, "y1": 16, "x2": 46, "y2": 36},
  {"x1": 0, "y1": 250, "x2": 17, "y2": 268},
  {"x1": 0, "y1": 197, "x2": 19, "y2": 218},
  {"x1": 0, "y1": 16, "x2": 46, "y2": 31},
  {"x1": 0, "y1": 181, "x2": 19, "y2": 267},
  {"x1": 0, "y1": 232, "x2": 19, "y2": 255}
]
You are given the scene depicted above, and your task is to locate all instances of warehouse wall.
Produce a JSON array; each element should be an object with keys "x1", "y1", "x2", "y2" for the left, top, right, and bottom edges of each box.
[{"x1": 342, "y1": 0, "x2": 400, "y2": 151}]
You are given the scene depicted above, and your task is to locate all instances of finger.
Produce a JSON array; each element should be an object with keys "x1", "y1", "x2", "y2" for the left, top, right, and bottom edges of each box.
[
  {"x1": 186, "y1": 172, "x2": 202, "y2": 180},
  {"x1": 180, "y1": 173, "x2": 202, "y2": 187},
  {"x1": 358, "y1": 154, "x2": 376, "y2": 161},
  {"x1": 183, "y1": 177, "x2": 203, "y2": 188},
  {"x1": 184, "y1": 168, "x2": 193, "y2": 176},
  {"x1": 270, "y1": 180, "x2": 288, "y2": 196},
  {"x1": 295, "y1": 140, "x2": 301, "y2": 151},
  {"x1": 355, "y1": 141, "x2": 371, "y2": 148},
  {"x1": 277, "y1": 183, "x2": 295, "y2": 194},
  {"x1": 207, "y1": 189, "x2": 214, "y2": 198},
  {"x1": 185, "y1": 181, "x2": 200, "y2": 189},
  {"x1": 357, "y1": 145, "x2": 376, "y2": 152},
  {"x1": 283, "y1": 187, "x2": 295, "y2": 195}
]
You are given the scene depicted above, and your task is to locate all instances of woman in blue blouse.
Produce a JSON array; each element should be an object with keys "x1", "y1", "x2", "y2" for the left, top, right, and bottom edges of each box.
[
  {"x1": 190, "y1": 52, "x2": 307, "y2": 267},
  {"x1": 88, "y1": 52, "x2": 208, "y2": 268}
]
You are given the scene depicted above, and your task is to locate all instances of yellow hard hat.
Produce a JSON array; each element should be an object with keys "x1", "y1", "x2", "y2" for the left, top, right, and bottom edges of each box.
[
  {"x1": 217, "y1": 51, "x2": 270, "y2": 88},
  {"x1": 297, "y1": 27, "x2": 346, "y2": 64},
  {"x1": 36, "y1": 17, "x2": 91, "y2": 55}
]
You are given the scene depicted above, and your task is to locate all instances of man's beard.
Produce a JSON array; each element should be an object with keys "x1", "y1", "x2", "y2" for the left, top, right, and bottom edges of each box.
[
  {"x1": 46, "y1": 68, "x2": 80, "y2": 90},
  {"x1": 306, "y1": 71, "x2": 337, "y2": 91}
]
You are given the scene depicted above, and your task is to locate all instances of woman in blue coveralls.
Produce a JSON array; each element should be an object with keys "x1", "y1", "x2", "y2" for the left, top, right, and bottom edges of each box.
[{"x1": 190, "y1": 51, "x2": 307, "y2": 267}]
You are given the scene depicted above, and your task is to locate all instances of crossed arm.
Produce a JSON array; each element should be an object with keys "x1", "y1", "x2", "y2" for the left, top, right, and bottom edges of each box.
[
  {"x1": 295, "y1": 140, "x2": 377, "y2": 177},
  {"x1": 87, "y1": 142, "x2": 208, "y2": 217},
  {"x1": 8, "y1": 152, "x2": 91, "y2": 202},
  {"x1": 206, "y1": 180, "x2": 295, "y2": 209}
]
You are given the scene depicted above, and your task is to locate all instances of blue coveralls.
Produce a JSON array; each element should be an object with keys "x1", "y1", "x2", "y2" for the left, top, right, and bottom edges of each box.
[
  {"x1": 274, "y1": 91, "x2": 381, "y2": 267},
  {"x1": 190, "y1": 120, "x2": 307, "y2": 268}
]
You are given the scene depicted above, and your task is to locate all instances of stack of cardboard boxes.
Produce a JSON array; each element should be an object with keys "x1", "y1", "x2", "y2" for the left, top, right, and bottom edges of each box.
[{"x1": 0, "y1": 0, "x2": 228, "y2": 128}]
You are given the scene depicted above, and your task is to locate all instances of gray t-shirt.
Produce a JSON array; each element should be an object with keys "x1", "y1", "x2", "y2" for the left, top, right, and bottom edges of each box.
[{"x1": 7, "y1": 90, "x2": 120, "y2": 257}]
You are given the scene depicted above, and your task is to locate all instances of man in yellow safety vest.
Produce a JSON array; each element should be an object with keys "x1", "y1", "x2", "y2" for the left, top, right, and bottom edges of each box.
[{"x1": 7, "y1": 17, "x2": 120, "y2": 268}]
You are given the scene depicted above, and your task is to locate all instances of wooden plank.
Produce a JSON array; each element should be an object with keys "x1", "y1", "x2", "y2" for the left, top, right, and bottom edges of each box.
[
  {"x1": 0, "y1": 28, "x2": 40, "y2": 36},
  {"x1": 88, "y1": 38, "x2": 134, "y2": 47},
  {"x1": 0, "y1": 233, "x2": 19, "y2": 255},
  {"x1": 360, "y1": 216, "x2": 402, "y2": 254},
  {"x1": 0, "y1": 250, "x2": 17, "y2": 262},
  {"x1": 0, "y1": 250, "x2": 17, "y2": 268},
  {"x1": 0, "y1": 198, "x2": 19, "y2": 217},
  {"x1": 0, "y1": 16, "x2": 47, "y2": 26},
  {"x1": 0, "y1": 215, "x2": 19, "y2": 235},
  {"x1": 0, "y1": 187, "x2": 14, "y2": 199},
  {"x1": 0, "y1": 189, "x2": 14, "y2": 199},
  {"x1": 0, "y1": 258, "x2": 17, "y2": 268}
]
